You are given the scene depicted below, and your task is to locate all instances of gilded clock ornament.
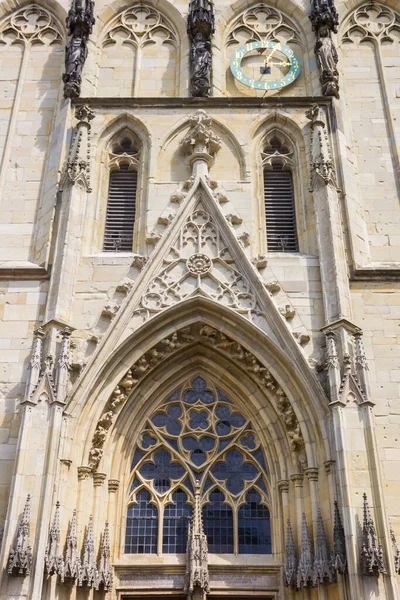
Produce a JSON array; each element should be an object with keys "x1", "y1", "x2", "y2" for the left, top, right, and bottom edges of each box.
[{"x1": 230, "y1": 41, "x2": 301, "y2": 91}]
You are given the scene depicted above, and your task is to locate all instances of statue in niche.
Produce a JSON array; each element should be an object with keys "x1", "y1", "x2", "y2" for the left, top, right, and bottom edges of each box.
[
  {"x1": 190, "y1": 32, "x2": 212, "y2": 97},
  {"x1": 315, "y1": 26, "x2": 339, "y2": 97}
]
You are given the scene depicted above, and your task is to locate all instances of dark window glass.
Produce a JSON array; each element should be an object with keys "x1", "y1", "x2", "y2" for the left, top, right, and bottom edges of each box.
[
  {"x1": 103, "y1": 165, "x2": 137, "y2": 252},
  {"x1": 238, "y1": 490, "x2": 271, "y2": 554},
  {"x1": 163, "y1": 490, "x2": 192, "y2": 553},
  {"x1": 203, "y1": 490, "x2": 234, "y2": 553},
  {"x1": 125, "y1": 490, "x2": 157, "y2": 554},
  {"x1": 264, "y1": 164, "x2": 298, "y2": 253}
]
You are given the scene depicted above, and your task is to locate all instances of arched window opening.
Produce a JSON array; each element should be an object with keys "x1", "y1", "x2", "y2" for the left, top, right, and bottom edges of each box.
[
  {"x1": 125, "y1": 490, "x2": 158, "y2": 554},
  {"x1": 262, "y1": 134, "x2": 298, "y2": 253},
  {"x1": 163, "y1": 489, "x2": 192, "y2": 553},
  {"x1": 238, "y1": 490, "x2": 271, "y2": 554},
  {"x1": 103, "y1": 133, "x2": 141, "y2": 252},
  {"x1": 203, "y1": 490, "x2": 234, "y2": 553},
  {"x1": 125, "y1": 376, "x2": 271, "y2": 555}
]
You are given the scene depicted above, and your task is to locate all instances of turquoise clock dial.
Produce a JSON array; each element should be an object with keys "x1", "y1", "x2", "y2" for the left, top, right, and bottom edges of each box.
[{"x1": 230, "y1": 41, "x2": 301, "y2": 91}]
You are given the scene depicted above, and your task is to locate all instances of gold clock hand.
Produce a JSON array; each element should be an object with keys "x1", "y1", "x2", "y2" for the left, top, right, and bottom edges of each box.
[{"x1": 264, "y1": 42, "x2": 281, "y2": 65}]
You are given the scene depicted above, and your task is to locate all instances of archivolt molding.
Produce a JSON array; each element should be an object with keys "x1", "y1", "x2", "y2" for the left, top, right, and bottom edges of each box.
[
  {"x1": 88, "y1": 324, "x2": 305, "y2": 472},
  {"x1": 0, "y1": 4, "x2": 64, "y2": 45}
]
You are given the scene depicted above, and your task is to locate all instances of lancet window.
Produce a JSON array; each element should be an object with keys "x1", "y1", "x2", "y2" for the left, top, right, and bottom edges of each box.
[
  {"x1": 103, "y1": 133, "x2": 141, "y2": 252},
  {"x1": 126, "y1": 376, "x2": 271, "y2": 555},
  {"x1": 262, "y1": 133, "x2": 298, "y2": 253}
]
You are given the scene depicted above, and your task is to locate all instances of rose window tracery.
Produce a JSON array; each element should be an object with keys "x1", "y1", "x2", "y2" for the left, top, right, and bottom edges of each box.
[{"x1": 126, "y1": 376, "x2": 271, "y2": 555}]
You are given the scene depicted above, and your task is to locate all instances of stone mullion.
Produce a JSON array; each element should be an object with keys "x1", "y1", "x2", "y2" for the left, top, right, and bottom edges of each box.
[
  {"x1": 233, "y1": 502, "x2": 239, "y2": 556},
  {"x1": 133, "y1": 45, "x2": 142, "y2": 97},
  {"x1": 158, "y1": 500, "x2": 164, "y2": 557}
]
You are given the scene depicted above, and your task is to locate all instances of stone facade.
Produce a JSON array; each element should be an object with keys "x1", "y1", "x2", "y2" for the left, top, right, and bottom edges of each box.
[{"x1": 0, "y1": 0, "x2": 399, "y2": 599}]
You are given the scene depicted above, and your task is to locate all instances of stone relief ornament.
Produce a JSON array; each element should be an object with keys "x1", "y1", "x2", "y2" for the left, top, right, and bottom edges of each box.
[
  {"x1": 88, "y1": 324, "x2": 304, "y2": 472},
  {"x1": 310, "y1": 0, "x2": 339, "y2": 98},
  {"x1": 0, "y1": 5, "x2": 63, "y2": 46},
  {"x1": 181, "y1": 111, "x2": 221, "y2": 167},
  {"x1": 361, "y1": 493, "x2": 387, "y2": 576},
  {"x1": 7, "y1": 495, "x2": 33, "y2": 576},
  {"x1": 306, "y1": 104, "x2": 338, "y2": 190},
  {"x1": 187, "y1": 0, "x2": 215, "y2": 97},
  {"x1": 63, "y1": 0, "x2": 95, "y2": 98},
  {"x1": 390, "y1": 520, "x2": 400, "y2": 575}
]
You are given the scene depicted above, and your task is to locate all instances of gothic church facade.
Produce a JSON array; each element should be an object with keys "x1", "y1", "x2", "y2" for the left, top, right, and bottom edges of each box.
[{"x1": 0, "y1": 0, "x2": 399, "y2": 599}]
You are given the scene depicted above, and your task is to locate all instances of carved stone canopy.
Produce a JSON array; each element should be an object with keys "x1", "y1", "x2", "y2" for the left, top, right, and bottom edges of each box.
[{"x1": 181, "y1": 111, "x2": 221, "y2": 170}]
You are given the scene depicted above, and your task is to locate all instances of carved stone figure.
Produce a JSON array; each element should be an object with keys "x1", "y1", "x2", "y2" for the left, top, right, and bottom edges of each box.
[
  {"x1": 310, "y1": 0, "x2": 340, "y2": 98},
  {"x1": 187, "y1": 0, "x2": 215, "y2": 97},
  {"x1": 63, "y1": 0, "x2": 95, "y2": 98}
]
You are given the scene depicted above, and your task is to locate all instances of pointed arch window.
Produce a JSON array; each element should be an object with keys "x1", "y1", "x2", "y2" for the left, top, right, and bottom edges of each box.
[
  {"x1": 125, "y1": 376, "x2": 271, "y2": 555},
  {"x1": 125, "y1": 490, "x2": 158, "y2": 554},
  {"x1": 263, "y1": 135, "x2": 299, "y2": 253},
  {"x1": 103, "y1": 134, "x2": 141, "y2": 252}
]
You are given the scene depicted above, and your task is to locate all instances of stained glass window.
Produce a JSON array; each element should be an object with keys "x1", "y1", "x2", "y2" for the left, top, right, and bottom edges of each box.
[
  {"x1": 125, "y1": 376, "x2": 271, "y2": 555},
  {"x1": 203, "y1": 490, "x2": 234, "y2": 553},
  {"x1": 163, "y1": 490, "x2": 192, "y2": 553},
  {"x1": 238, "y1": 491, "x2": 271, "y2": 554},
  {"x1": 125, "y1": 490, "x2": 158, "y2": 554}
]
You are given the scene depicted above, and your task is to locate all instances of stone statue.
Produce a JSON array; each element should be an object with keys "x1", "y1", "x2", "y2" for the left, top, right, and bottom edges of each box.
[
  {"x1": 63, "y1": 0, "x2": 95, "y2": 99},
  {"x1": 187, "y1": 0, "x2": 215, "y2": 98},
  {"x1": 190, "y1": 33, "x2": 212, "y2": 97},
  {"x1": 310, "y1": 0, "x2": 340, "y2": 98}
]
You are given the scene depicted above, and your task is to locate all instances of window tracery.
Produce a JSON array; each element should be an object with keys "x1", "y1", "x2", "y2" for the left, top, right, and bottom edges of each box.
[
  {"x1": 126, "y1": 376, "x2": 270, "y2": 555},
  {"x1": 0, "y1": 5, "x2": 63, "y2": 46},
  {"x1": 342, "y1": 3, "x2": 400, "y2": 45},
  {"x1": 226, "y1": 5, "x2": 302, "y2": 48}
]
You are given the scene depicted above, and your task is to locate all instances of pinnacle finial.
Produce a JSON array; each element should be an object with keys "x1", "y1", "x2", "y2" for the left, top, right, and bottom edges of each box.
[
  {"x1": 313, "y1": 509, "x2": 334, "y2": 585},
  {"x1": 360, "y1": 493, "x2": 387, "y2": 576},
  {"x1": 332, "y1": 501, "x2": 347, "y2": 574},
  {"x1": 7, "y1": 494, "x2": 33, "y2": 576},
  {"x1": 284, "y1": 519, "x2": 297, "y2": 587},
  {"x1": 296, "y1": 513, "x2": 313, "y2": 589}
]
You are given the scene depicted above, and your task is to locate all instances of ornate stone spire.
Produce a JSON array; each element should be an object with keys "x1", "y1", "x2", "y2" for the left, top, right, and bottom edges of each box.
[
  {"x1": 389, "y1": 520, "x2": 400, "y2": 575},
  {"x1": 187, "y1": 0, "x2": 215, "y2": 97},
  {"x1": 184, "y1": 481, "x2": 210, "y2": 600},
  {"x1": 60, "y1": 105, "x2": 95, "y2": 192},
  {"x1": 181, "y1": 110, "x2": 221, "y2": 177},
  {"x1": 7, "y1": 494, "x2": 33, "y2": 576},
  {"x1": 62, "y1": 509, "x2": 80, "y2": 582},
  {"x1": 332, "y1": 501, "x2": 347, "y2": 574},
  {"x1": 306, "y1": 104, "x2": 338, "y2": 190},
  {"x1": 95, "y1": 521, "x2": 113, "y2": 592},
  {"x1": 45, "y1": 501, "x2": 64, "y2": 577},
  {"x1": 283, "y1": 519, "x2": 297, "y2": 587},
  {"x1": 24, "y1": 327, "x2": 45, "y2": 401},
  {"x1": 296, "y1": 514, "x2": 313, "y2": 589},
  {"x1": 313, "y1": 509, "x2": 334, "y2": 585},
  {"x1": 360, "y1": 493, "x2": 387, "y2": 576},
  {"x1": 63, "y1": 0, "x2": 95, "y2": 98},
  {"x1": 309, "y1": 0, "x2": 339, "y2": 98},
  {"x1": 55, "y1": 328, "x2": 72, "y2": 403},
  {"x1": 325, "y1": 329, "x2": 341, "y2": 401},
  {"x1": 78, "y1": 514, "x2": 98, "y2": 587},
  {"x1": 354, "y1": 330, "x2": 370, "y2": 399}
]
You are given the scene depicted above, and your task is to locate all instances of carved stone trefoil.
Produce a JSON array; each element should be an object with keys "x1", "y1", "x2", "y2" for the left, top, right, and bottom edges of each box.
[
  {"x1": 7, "y1": 494, "x2": 33, "y2": 576},
  {"x1": 313, "y1": 510, "x2": 335, "y2": 585},
  {"x1": 60, "y1": 105, "x2": 95, "y2": 192},
  {"x1": 78, "y1": 514, "x2": 98, "y2": 587},
  {"x1": 306, "y1": 104, "x2": 338, "y2": 190},
  {"x1": 310, "y1": 0, "x2": 340, "y2": 98},
  {"x1": 332, "y1": 501, "x2": 347, "y2": 574},
  {"x1": 184, "y1": 481, "x2": 210, "y2": 600},
  {"x1": 62, "y1": 509, "x2": 81, "y2": 583},
  {"x1": 63, "y1": 0, "x2": 95, "y2": 98},
  {"x1": 95, "y1": 522, "x2": 113, "y2": 592},
  {"x1": 296, "y1": 514, "x2": 313, "y2": 589},
  {"x1": 45, "y1": 501, "x2": 64, "y2": 577},
  {"x1": 360, "y1": 493, "x2": 387, "y2": 576},
  {"x1": 187, "y1": 0, "x2": 215, "y2": 97},
  {"x1": 284, "y1": 519, "x2": 297, "y2": 587}
]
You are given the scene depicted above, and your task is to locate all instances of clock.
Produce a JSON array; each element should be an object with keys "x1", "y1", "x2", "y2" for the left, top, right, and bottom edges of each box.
[{"x1": 230, "y1": 41, "x2": 301, "y2": 91}]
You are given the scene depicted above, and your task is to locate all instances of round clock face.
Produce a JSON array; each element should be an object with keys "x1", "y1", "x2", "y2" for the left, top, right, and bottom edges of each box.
[{"x1": 230, "y1": 41, "x2": 301, "y2": 91}]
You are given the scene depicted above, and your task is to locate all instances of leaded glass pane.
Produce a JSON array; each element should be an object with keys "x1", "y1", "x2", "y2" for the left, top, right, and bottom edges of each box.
[
  {"x1": 238, "y1": 491, "x2": 271, "y2": 554},
  {"x1": 162, "y1": 490, "x2": 192, "y2": 553},
  {"x1": 203, "y1": 490, "x2": 234, "y2": 553},
  {"x1": 125, "y1": 490, "x2": 158, "y2": 554}
]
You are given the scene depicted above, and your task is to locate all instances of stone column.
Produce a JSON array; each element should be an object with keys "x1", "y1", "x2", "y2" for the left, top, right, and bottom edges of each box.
[{"x1": 290, "y1": 474, "x2": 304, "y2": 544}]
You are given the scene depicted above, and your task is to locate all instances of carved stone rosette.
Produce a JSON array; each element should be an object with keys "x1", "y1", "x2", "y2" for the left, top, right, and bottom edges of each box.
[
  {"x1": 63, "y1": 0, "x2": 95, "y2": 98},
  {"x1": 310, "y1": 0, "x2": 340, "y2": 98},
  {"x1": 187, "y1": 0, "x2": 215, "y2": 97}
]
